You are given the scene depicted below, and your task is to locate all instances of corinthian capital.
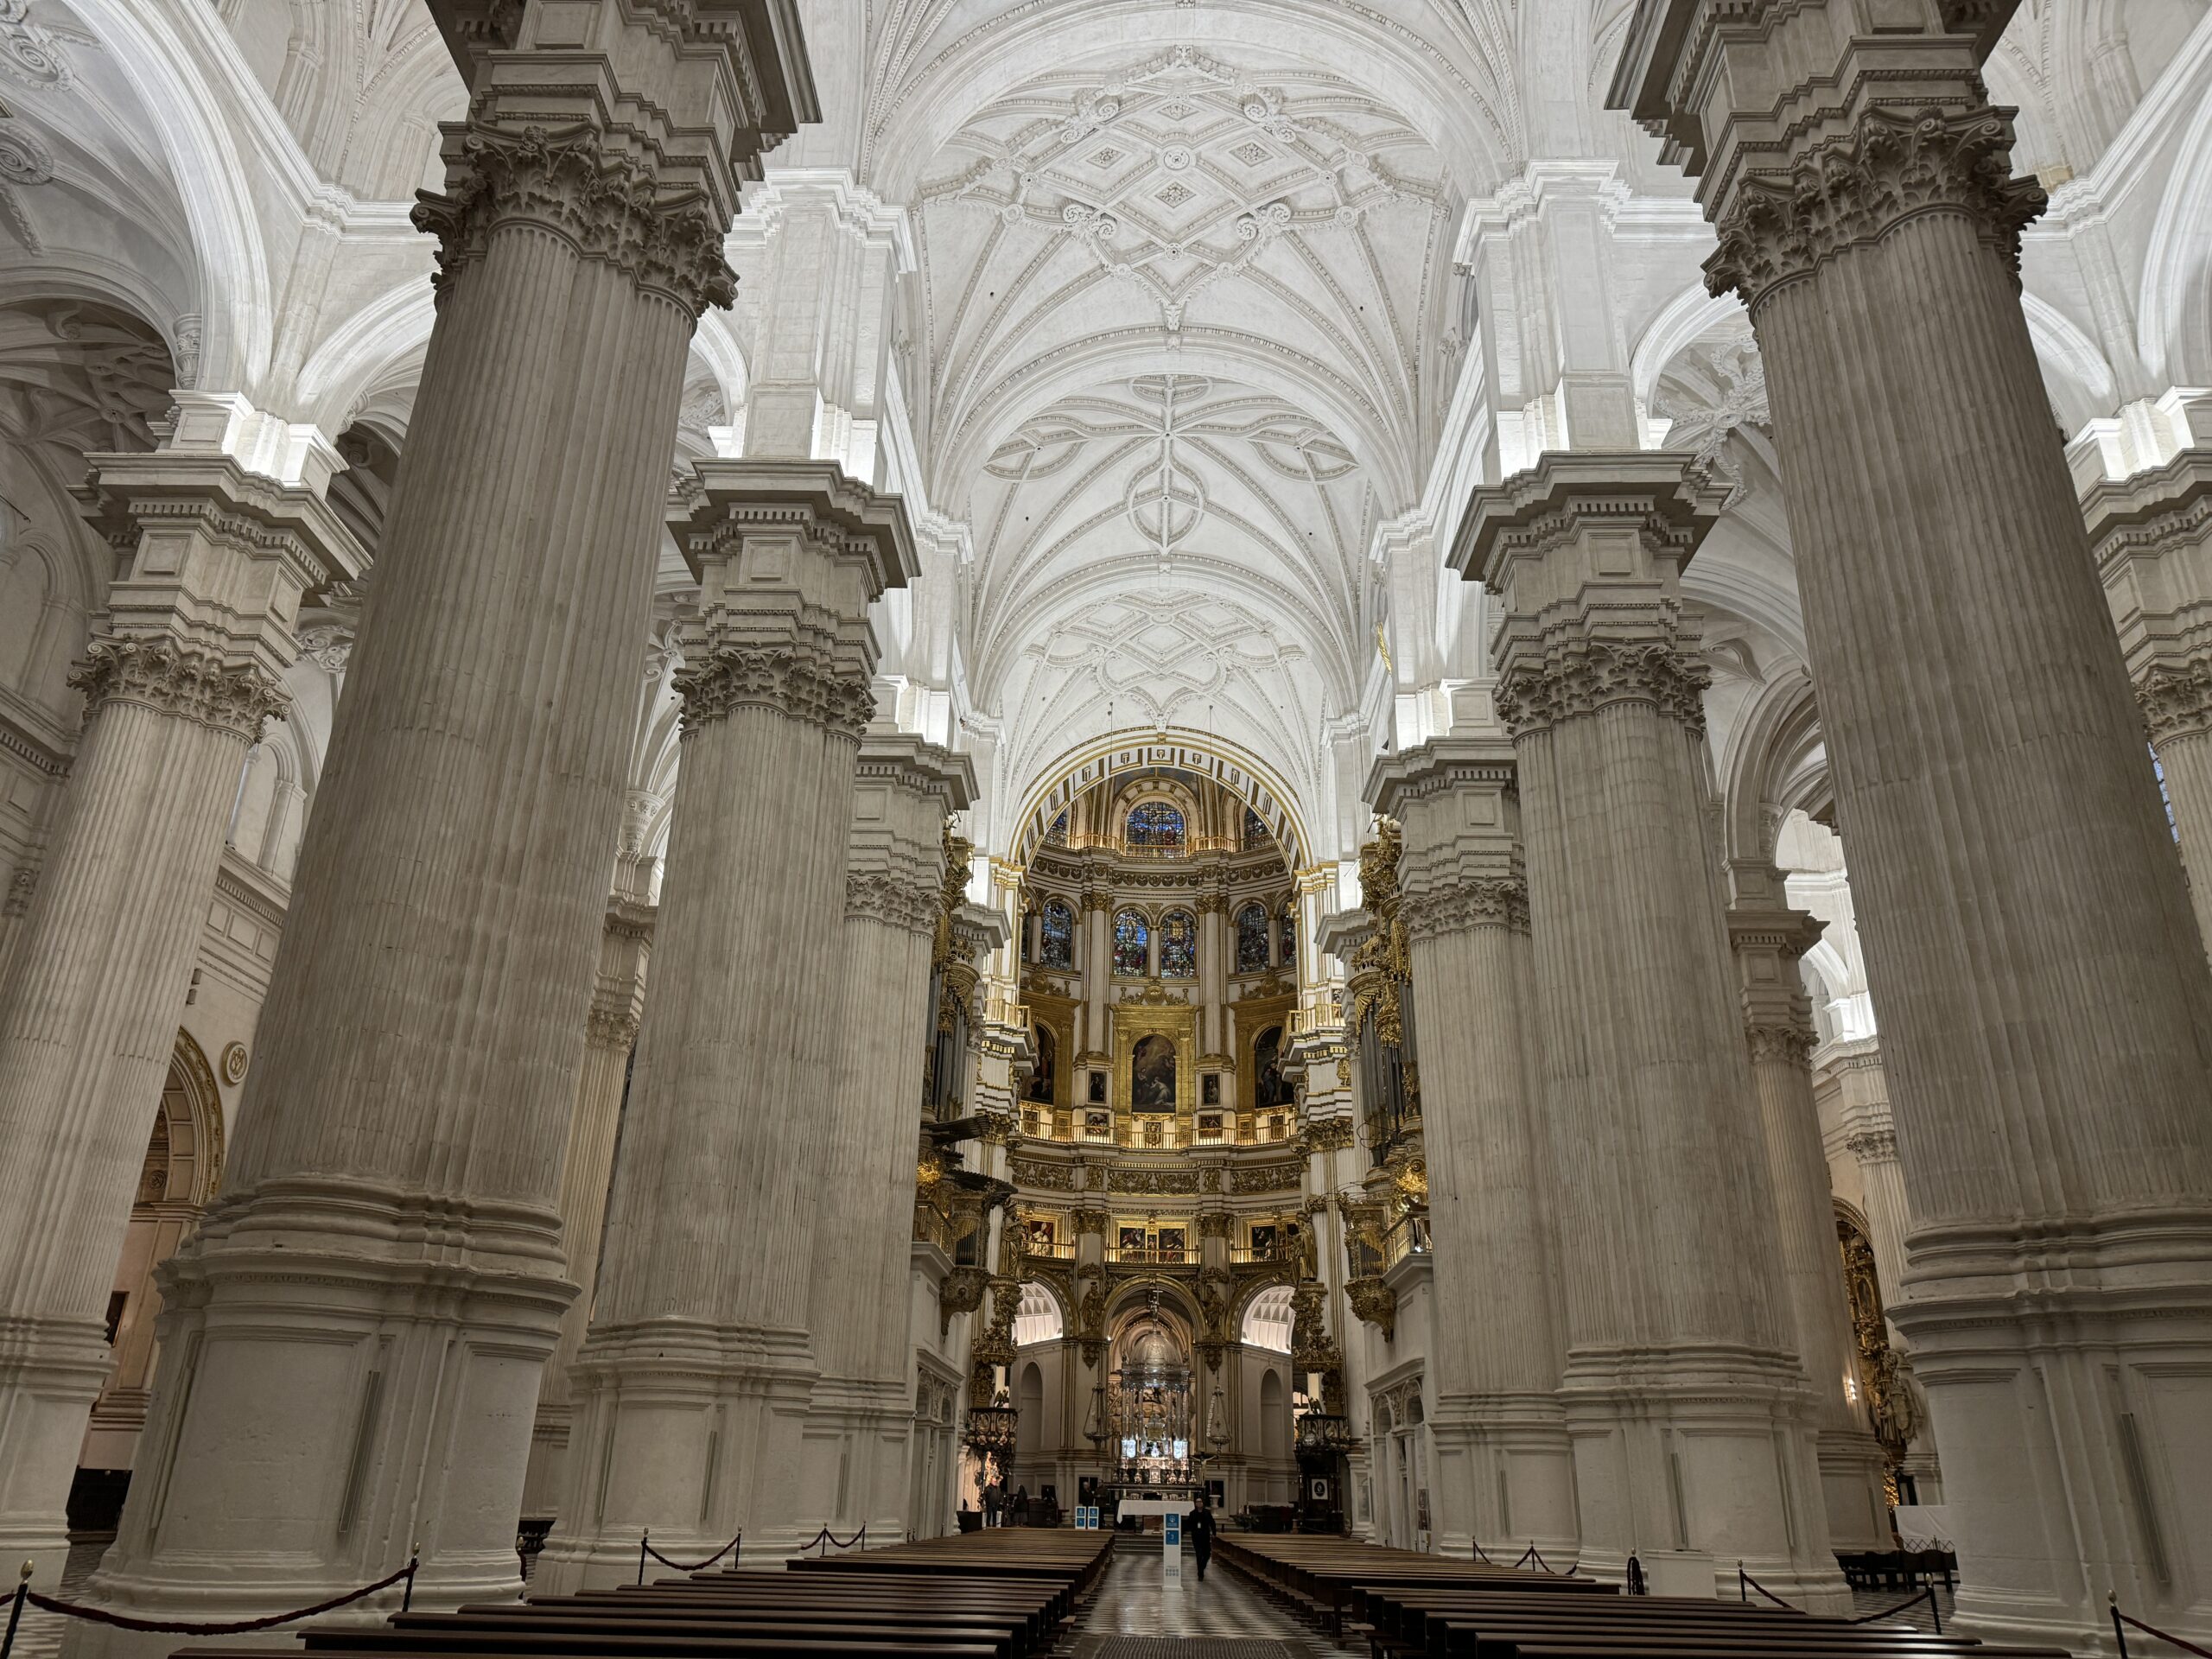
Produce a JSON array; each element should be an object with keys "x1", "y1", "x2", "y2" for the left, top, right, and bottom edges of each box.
[
  {"x1": 1845, "y1": 1126, "x2": 1898, "y2": 1164},
  {"x1": 1744, "y1": 1020, "x2": 1815, "y2": 1069},
  {"x1": 68, "y1": 638, "x2": 288, "y2": 741},
  {"x1": 674, "y1": 639, "x2": 874, "y2": 740},
  {"x1": 1400, "y1": 876, "x2": 1530, "y2": 941},
  {"x1": 1494, "y1": 641, "x2": 1711, "y2": 741},
  {"x1": 846, "y1": 868, "x2": 943, "y2": 934},
  {"x1": 2139, "y1": 658, "x2": 2212, "y2": 747},
  {"x1": 414, "y1": 125, "x2": 737, "y2": 316},
  {"x1": 1707, "y1": 106, "x2": 2044, "y2": 312}
]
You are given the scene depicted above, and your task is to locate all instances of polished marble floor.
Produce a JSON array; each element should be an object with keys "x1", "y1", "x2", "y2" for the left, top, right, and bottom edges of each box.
[{"x1": 1061, "y1": 1545, "x2": 1366, "y2": 1658}]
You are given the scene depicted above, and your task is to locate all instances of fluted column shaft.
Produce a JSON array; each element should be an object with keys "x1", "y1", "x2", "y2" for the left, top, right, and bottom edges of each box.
[
  {"x1": 521, "y1": 892, "x2": 654, "y2": 1522},
  {"x1": 1728, "y1": 881, "x2": 1891, "y2": 1553},
  {"x1": 542, "y1": 461, "x2": 914, "y2": 1586},
  {"x1": 0, "y1": 437, "x2": 357, "y2": 1588},
  {"x1": 2084, "y1": 448, "x2": 2212, "y2": 959},
  {"x1": 1618, "y1": 9, "x2": 2212, "y2": 1644},
  {"x1": 1456, "y1": 453, "x2": 1841, "y2": 1604},
  {"x1": 1371, "y1": 739, "x2": 1575, "y2": 1563},
  {"x1": 77, "y1": 12, "x2": 810, "y2": 1637},
  {"x1": 803, "y1": 735, "x2": 973, "y2": 1535}
]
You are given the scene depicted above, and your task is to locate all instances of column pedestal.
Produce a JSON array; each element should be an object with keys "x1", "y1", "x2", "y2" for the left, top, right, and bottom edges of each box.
[
  {"x1": 0, "y1": 427, "x2": 359, "y2": 1588},
  {"x1": 1615, "y1": 10, "x2": 2212, "y2": 1645},
  {"x1": 539, "y1": 461, "x2": 913, "y2": 1588},
  {"x1": 1371, "y1": 739, "x2": 1577, "y2": 1566},
  {"x1": 1455, "y1": 453, "x2": 1845, "y2": 1607},
  {"x1": 801, "y1": 735, "x2": 973, "y2": 1536}
]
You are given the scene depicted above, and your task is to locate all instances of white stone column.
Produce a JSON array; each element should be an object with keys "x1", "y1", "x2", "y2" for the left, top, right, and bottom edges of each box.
[
  {"x1": 803, "y1": 735, "x2": 973, "y2": 1536},
  {"x1": 1080, "y1": 885, "x2": 1112, "y2": 1075},
  {"x1": 1198, "y1": 889, "x2": 1227, "y2": 1058},
  {"x1": 0, "y1": 410, "x2": 360, "y2": 1586},
  {"x1": 1370, "y1": 738, "x2": 1576, "y2": 1564},
  {"x1": 74, "y1": 10, "x2": 810, "y2": 1637},
  {"x1": 2082, "y1": 430, "x2": 2212, "y2": 957},
  {"x1": 519, "y1": 884, "x2": 654, "y2": 1522},
  {"x1": 1455, "y1": 453, "x2": 1843, "y2": 1605},
  {"x1": 1726, "y1": 872, "x2": 1891, "y2": 1554},
  {"x1": 539, "y1": 461, "x2": 912, "y2": 1586},
  {"x1": 1617, "y1": 9, "x2": 2212, "y2": 1644}
]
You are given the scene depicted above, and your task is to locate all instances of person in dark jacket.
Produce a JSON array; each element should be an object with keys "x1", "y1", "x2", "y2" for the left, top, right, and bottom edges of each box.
[{"x1": 1188, "y1": 1500, "x2": 1216, "y2": 1580}]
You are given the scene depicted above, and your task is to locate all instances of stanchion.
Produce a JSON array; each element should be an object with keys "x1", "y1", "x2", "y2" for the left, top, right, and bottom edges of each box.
[{"x1": 2, "y1": 1562, "x2": 28, "y2": 1659}]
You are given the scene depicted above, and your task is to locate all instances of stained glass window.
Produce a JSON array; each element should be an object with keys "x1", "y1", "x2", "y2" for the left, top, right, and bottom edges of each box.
[
  {"x1": 1113, "y1": 909, "x2": 1150, "y2": 976},
  {"x1": 1279, "y1": 906, "x2": 1298, "y2": 969},
  {"x1": 1125, "y1": 801, "x2": 1185, "y2": 848},
  {"x1": 1243, "y1": 808, "x2": 1271, "y2": 849},
  {"x1": 1040, "y1": 899, "x2": 1075, "y2": 969},
  {"x1": 1236, "y1": 904, "x2": 1269, "y2": 972},
  {"x1": 1046, "y1": 809, "x2": 1069, "y2": 844},
  {"x1": 1160, "y1": 909, "x2": 1198, "y2": 978}
]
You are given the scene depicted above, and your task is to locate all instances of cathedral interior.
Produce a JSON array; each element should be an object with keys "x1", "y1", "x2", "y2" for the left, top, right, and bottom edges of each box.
[{"x1": 0, "y1": 0, "x2": 2209, "y2": 1653}]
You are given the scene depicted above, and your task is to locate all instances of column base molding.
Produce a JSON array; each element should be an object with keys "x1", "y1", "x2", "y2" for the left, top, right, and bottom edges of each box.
[
  {"x1": 1891, "y1": 1211, "x2": 2212, "y2": 1648},
  {"x1": 69, "y1": 1181, "x2": 575, "y2": 1657},
  {"x1": 0, "y1": 1315, "x2": 112, "y2": 1590},
  {"x1": 537, "y1": 1320, "x2": 822, "y2": 1592},
  {"x1": 799, "y1": 1374, "x2": 917, "y2": 1541},
  {"x1": 1426, "y1": 1395, "x2": 1579, "y2": 1566},
  {"x1": 1813, "y1": 1427, "x2": 1892, "y2": 1555}
]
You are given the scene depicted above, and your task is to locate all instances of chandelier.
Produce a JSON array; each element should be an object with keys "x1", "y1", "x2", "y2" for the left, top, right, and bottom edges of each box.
[
  {"x1": 1294, "y1": 1408, "x2": 1354, "y2": 1454},
  {"x1": 963, "y1": 1387, "x2": 1020, "y2": 1477}
]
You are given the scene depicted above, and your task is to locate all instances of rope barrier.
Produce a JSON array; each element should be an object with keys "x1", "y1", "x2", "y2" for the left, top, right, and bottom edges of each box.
[
  {"x1": 1738, "y1": 1563, "x2": 1942, "y2": 1635},
  {"x1": 798, "y1": 1525, "x2": 868, "y2": 1558},
  {"x1": 2113, "y1": 1594, "x2": 2212, "y2": 1658},
  {"x1": 0, "y1": 1548, "x2": 418, "y2": 1658},
  {"x1": 1510, "y1": 1542, "x2": 1577, "y2": 1576},
  {"x1": 1470, "y1": 1539, "x2": 1496, "y2": 1566},
  {"x1": 635, "y1": 1528, "x2": 742, "y2": 1584}
]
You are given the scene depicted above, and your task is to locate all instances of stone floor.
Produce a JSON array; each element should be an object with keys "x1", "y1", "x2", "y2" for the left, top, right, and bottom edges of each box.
[{"x1": 1060, "y1": 1546, "x2": 1365, "y2": 1658}]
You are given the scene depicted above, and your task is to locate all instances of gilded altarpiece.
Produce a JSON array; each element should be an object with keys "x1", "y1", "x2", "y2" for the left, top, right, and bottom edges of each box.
[
  {"x1": 1233, "y1": 993, "x2": 1296, "y2": 1136},
  {"x1": 1024, "y1": 989, "x2": 1079, "y2": 1137},
  {"x1": 1112, "y1": 1001, "x2": 1197, "y2": 1147}
]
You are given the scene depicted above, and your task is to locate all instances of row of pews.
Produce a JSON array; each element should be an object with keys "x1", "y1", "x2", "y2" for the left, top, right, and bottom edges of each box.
[
  {"x1": 1212, "y1": 1535, "x2": 2078, "y2": 1659},
  {"x1": 185, "y1": 1529, "x2": 1115, "y2": 1659}
]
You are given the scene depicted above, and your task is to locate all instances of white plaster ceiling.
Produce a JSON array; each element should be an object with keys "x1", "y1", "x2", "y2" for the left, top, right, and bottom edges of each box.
[{"x1": 903, "y1": 41, "x2": 1459, "y2": 818}]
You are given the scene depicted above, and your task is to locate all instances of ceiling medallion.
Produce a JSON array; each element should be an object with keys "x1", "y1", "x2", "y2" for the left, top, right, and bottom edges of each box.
[{"x1": 1160, "y1": 144, "x2": 1194, "y2": 172}]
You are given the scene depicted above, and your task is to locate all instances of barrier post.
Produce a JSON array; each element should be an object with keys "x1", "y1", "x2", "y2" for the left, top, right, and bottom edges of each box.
[
  {"x1": 1929, "y1": 1586, "x2": 1942, "y2": 1635},
  {"x1": 1, "y1": 1561, "x2": 29, "y2": 1659},
  {"x1": 639, "y1": 1530, "x2": 649, "y2": 1586},
  {"x1": 2113, "y1": 1593, "x2": 2130, "y2": 1658},
  {"x1": 403, "y1": 1543, "x2": 420, "y2": 1613}
]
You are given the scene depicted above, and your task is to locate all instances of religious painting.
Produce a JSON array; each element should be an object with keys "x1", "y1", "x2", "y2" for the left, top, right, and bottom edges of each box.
[
  {"x1": 1236, "y1": 904, "x2": 1270, "y2": 972},
  {"x1": 1160, "y1": 910, "x2": 1198, "y2": 978},
  {"x1": 1255, "y1": 1025, "x2": 1287, "y2": 1109},
  {"x1": 1027, "y1": 1022, "x2": 1058, "y2": 1103},
  {"x1": 1084, "y1": 1109, "x2": 1111, "y2": 1137},
  {"x1": 1119, "y1": 1225, "x2": 1148, "y2": 1255},
  {"x1": 1201, "y1": 1073, "x2": 1220, "y2": 1106},
  {"x1": 1040, "y1": 899, "x2": 1075, "y2": 969},
  {"x1": 1126, "y1": 801, "x2": 1185, "y2": 849},
  {"x1": 1156, "y1": 1227, "x2": 1187, "y2": 1264},
  {"x1": 1087, "y1": 1070, "x2": 1108, "y2": 1104},
  {"x1": 1114, "y1": 909, "x2": 1150, "y2": 976},
  {"x1": 1249, "y1": 1224, "x2": 1277, "y2": 1257},
  {"x1": 1130, "y1": 1033, "x2": 1176, "y2": 1112},
  {"x1": 1023, "y1": 1217, "x2": 1057, "y2": 1252}
]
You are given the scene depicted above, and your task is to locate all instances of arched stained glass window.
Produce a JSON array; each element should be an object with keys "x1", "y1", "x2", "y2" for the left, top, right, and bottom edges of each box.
[
  {"x1": 1243, "y1": 808, "x2": 1271, "y2": 849},
  {"x1": 1279, "y1": 905, "x2": 1298, "y2": 969},
  {"x1": 1126, "y1": 801, "x2": 1185, "y2": 848},
  {"x1": 1046, "y1": 809, "x2": 1069, "y2": 844},
  {"x1": 1236, "y1": 903, "x2": 1269, "y2": 972},
  {"x1": 1113, "y1": 909, "x2": 1150, "y2": 976},
  {"x1": 1040, "y1": 899, "x2": 1075, "y2": 969},
  {"x1": 1160, "y1": 909, "x2": 1198, "y2": 978}
]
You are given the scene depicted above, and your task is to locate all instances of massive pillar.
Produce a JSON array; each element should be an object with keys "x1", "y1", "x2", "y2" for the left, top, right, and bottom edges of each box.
[
  {"x1": 521, "y1": 867, "x2": 656, "y2": 1523},
  {"x1": 1615, "y1": 6, "x2": 2212, "y2": 1645},
  {"x1": 76, "y1": 8, "x2": 812, "y2": 1637},
  {"x1": 540, "y1": 460, "x2": 913, "y2": 1586},
  {"x1": 1370, "y1": 739, "x2": 1576, "y2": 1563},
  {"x1": 0, "y1": 399, "x2": 361, "y2": 1585},
  {"x1": 803, "y1": 735, "x2": 973, "y2": 1535},
  {"x1": 2081, "y1": 412, "x2": 2212, "y2": 957},
  {"x1": 1453, "y1": 454, "x2": 1842, "y2": 1605},
  {"x1": 1726, "y1": 871, "x2": 1891, "y2": 1553}
]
